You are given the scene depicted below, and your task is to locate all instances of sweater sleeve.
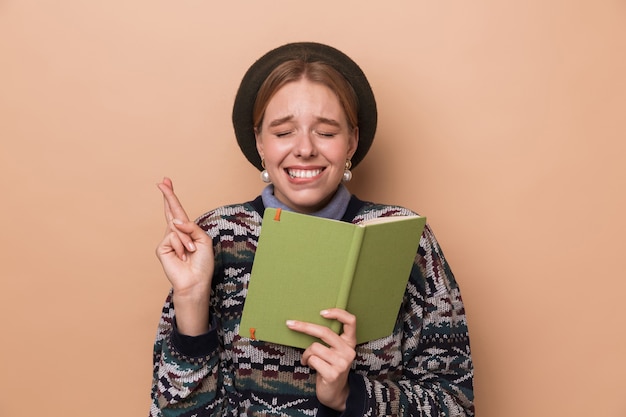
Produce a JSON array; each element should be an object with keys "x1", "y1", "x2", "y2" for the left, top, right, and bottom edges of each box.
[
  {"x1": 149, "y1": 290, "x2": 225, "y2": 417},
  {"x1": 346, "y1": 224, "x2": 475, "y2": 417}
]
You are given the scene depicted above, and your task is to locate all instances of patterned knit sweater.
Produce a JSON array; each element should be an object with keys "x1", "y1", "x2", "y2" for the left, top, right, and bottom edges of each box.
[{"x1": 150, "y1": 195, "x2": 474, "y2": 417}]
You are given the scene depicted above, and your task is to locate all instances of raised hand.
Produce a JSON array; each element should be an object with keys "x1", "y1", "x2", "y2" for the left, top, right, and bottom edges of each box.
[
  {"x1": 155, "y1": 177, "x2": 214, "y2": 335},
  {"x1": 286, "y1": 309, "x2": 357, "y2": 411}
]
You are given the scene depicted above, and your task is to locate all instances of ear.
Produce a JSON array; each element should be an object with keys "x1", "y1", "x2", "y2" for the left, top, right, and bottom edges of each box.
[
  {"x1": 254, "y1": 127, "x2": 264, "y2": 159},
  {"x1": 347, "y1": 127, "x2": 359, "y2": 160}
]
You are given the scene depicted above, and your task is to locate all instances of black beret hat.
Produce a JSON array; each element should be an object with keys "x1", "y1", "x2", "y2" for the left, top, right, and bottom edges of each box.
[{"x1": 232, "y1": 42, "x2": 377, "y2": 171}]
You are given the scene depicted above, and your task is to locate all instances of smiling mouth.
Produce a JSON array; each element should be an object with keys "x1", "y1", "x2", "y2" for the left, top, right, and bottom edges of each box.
[{"x1": 287, "y1": 168, "x2": 323, "y2": 179}]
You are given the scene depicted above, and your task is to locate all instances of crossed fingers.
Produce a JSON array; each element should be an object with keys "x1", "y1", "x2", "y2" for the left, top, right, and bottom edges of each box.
[{"x1": 157, "y1": 177, "x2": 196, "y2": 257}]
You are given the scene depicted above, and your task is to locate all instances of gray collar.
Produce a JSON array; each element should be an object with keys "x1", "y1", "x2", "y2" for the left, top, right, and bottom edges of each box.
[{"x1": 261, "y1": 184, "x2": 351, "y2": 220}]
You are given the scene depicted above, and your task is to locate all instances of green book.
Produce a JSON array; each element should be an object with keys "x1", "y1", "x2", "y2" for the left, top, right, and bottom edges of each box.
[{"x1": 238, "y1": 208, "x2": 427, "y2": 349}]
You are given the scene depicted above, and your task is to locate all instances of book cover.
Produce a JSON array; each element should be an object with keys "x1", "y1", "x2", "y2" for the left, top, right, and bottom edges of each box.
[{"x1": 238, "y1": 207, "x2": 426, "y2": 349}]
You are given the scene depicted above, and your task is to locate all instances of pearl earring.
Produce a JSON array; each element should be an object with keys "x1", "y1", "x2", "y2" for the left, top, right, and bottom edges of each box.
[
  {"x1": 343, "y1": 159, "x2": 353, "y2": 182},
  {"x1": 260, "y1": 159, "x2": 271, "y2": 183}
]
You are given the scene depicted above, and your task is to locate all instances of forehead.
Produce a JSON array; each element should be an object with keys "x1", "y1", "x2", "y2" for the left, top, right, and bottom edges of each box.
[{"x1": 263, "y1": 79, "x2": 345, "y2": 121}]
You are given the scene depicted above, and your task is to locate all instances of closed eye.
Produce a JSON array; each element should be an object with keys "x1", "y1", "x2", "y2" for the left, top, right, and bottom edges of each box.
[
  {"x1": 275, "y1": 130, "x2": 293, "y2": 138},
  {"x1": 314, "y1": 118, "x2": 341, "y2": 138}
]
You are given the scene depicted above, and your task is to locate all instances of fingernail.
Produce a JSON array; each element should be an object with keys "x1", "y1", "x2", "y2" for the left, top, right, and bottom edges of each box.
[
  {"x1": 172, "y1": 219, "x2": 183, "y2": 225},
  {"x1": 286, "y1": 320, "x2": 296, "y2": 327},
  {"x1": 187, "y1": 242, "x2": 196, "y2": 251},
  {"x1": 320, "y1": 310, "x2": 329, "y2": 316}
]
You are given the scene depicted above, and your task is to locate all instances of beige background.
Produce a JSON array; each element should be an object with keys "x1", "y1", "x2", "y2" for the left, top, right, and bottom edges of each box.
[{"x1": 1, "y1": 1, "x2": 625, "y2": 416}]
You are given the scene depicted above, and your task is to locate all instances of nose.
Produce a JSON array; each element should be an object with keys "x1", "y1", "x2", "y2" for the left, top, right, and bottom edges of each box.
[{"x1": 293, "y1": 131, "x2": 317, "y2": 158}]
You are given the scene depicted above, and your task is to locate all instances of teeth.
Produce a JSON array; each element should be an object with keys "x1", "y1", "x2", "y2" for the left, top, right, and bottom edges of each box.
[{"x1": 288, "y1": 169, "x2": 322, "y2": 179}]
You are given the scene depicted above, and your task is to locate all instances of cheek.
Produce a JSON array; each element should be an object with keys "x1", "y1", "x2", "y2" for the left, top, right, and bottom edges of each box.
[
  {"x1": 322, "y1": 144, "x2": 351, "y2": 164},
  {"x1": 262, "y1": 143, "x2": 289, "y2": 164}
]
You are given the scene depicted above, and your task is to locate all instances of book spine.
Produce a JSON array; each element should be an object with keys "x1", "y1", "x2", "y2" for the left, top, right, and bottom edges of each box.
[{"x1": 334, "y1": 226, "x2": 365, "y2": 311}]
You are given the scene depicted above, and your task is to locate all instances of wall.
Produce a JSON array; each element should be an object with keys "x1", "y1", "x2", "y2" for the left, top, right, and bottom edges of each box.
[{"x1": 1, "y1": 1, "x2": 625, "y2": 416}]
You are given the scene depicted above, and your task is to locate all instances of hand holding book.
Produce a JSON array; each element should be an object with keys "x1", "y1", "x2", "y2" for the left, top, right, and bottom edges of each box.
[{"x1": 287, "y1": 308, "x2": 356, "y2": 411}]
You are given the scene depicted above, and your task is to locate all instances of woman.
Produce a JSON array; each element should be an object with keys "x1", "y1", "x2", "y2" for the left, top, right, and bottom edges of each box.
[{"x1": 150, "y1": 42, "x2": 474, "y2": 416}]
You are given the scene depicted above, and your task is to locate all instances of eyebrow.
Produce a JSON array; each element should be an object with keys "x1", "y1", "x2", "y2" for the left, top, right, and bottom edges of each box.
[
  {"x1": 316, "y1": 117, "x2": 341, "y2": 127},
  {"x1": 268, "y1": 115, "x2": 294, "y2": 128},
  {"x1": 267, "y1": 115, "x2": 342, "y2": 128}
]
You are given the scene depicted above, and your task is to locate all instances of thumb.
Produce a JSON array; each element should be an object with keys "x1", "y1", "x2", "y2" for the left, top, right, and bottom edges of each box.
[{"x1": 172, "y1": 219, "x2": 210, "y2": 244}]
